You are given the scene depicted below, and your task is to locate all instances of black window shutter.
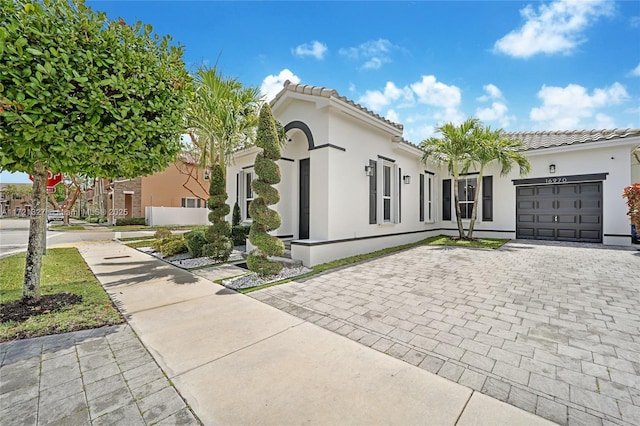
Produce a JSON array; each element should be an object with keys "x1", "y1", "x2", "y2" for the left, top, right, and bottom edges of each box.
[
  {"x1": 482, "y1": 175, "x2": 493, "y2": 221},
  {"x1": 181, "y1": 198, "x2": 186, "y2": 208},
  {"x1": 369, "y1": 160, "x2": 377, "y2": 224},
  {"x1": 442, "y1": 179, "x2": 451, "y2": 221},
  {"x1": 236, "y1": 173, "x2": 240, "y2": 204},
  {"x1": 419, "y1": 174, "x2": 424, "y2": 222},
  {"x1": 197, "y1": 199, "x2": 201, "y2": 208},
  {"x1": 398, "y1": 167, "x2": 402, "y2": 223}
]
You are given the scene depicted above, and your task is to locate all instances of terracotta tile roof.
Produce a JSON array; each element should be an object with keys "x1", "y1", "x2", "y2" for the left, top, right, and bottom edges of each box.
[
  {"x1": 272, "y1": 81, "x2": 404, "y2": 131},
  {"x1": 505, "y1": 128, "x2": 640, "y2": 151}
]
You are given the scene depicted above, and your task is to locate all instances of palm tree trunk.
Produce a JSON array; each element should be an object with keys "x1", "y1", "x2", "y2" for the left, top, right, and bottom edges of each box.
[
  {"x1": 23, "y1": 161, "x2": 47, "y2": 302},
  {"x1": 467, "y1": 165, "x2": 484, "y2": 240},
  {"x1": 452, "y1": 175, "x2": 465, "y2": 239}
]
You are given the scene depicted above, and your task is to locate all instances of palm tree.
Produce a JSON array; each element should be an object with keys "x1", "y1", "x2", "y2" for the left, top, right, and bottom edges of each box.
[
  {"x1": 186, "y1": 67, "x2": 262, "y2": 177},
  {"x1": 420, "y1": 118, "x2": 480, "y2": 239},
  {"x1": 466, "y1": 126, "x2": 530, "y2": 239}
]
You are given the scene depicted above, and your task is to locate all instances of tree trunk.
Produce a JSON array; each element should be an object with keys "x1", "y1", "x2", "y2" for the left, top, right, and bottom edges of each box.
[
  {"x1": 23, "y1": 162, "x2": 47, "y2": 302},
  {"x1": 452, "y1": 175, "x2": 465, "y2": 239},
  {"x1": 467, "y1": 165, "x2": 484, "y2": 240}
]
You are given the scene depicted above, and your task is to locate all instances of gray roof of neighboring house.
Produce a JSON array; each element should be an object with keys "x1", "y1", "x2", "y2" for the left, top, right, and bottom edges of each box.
[
  {"x1": 272, "y1": 81, "x2": 404, "y2": 131},
  {"x1": 506, "y1": 128, "x2": 640, "y2": 151}
]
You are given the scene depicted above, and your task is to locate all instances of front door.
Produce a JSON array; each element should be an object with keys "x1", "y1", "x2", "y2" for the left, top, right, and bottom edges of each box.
[{"x1": 299, "y1": 158, "x2": 310, "y2": 239}]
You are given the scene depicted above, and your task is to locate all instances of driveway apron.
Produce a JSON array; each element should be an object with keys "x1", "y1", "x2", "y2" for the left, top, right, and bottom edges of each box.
[{"x1": 252, "y1": 241, "x2": 640, "y2": 426}]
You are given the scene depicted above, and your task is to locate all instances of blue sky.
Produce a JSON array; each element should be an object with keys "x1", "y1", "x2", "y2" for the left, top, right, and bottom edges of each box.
[{"x1": 2, "y1": 0, "x2": 639, "y2": 184}]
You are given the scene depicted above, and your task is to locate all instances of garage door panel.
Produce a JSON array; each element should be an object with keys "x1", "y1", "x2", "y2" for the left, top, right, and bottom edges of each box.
[
  {"x1": 579, "y1": 230, "x2": 601, "y2": 241},
  {"x1": 557, "y1": 229, "x2": 578, "y2": 239},
  {"x1": 557, "y1": 185, "x2": 579, "y2": 196},
  {"x1": 536, "y1": 186, "x2": 556, "y2": 196},
  {"x1": 536, "y1": 228, "x2": 556, "y2": 238},
  {"x1": 558, "y1": 215, "x2": 577, "y2": 224},
  {"x1": 580, "y1": 183, "x2": 601, "y2": 194},
  {"x1": 518, "y1": 187, "x2": 535, "y2": 197},
  {"x1": 516, "y1": 181, "x2": 602, "y2": 243},
  {"x1": 580, "y1": 215, "x2": 601, "y2": 224},
  {"x1": 517, "y1": 200, "x2": 536, "y2": 210}
]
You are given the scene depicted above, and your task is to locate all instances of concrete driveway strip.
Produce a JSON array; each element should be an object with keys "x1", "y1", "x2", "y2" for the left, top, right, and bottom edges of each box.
[{"x1": 80, "y1": 242, "x2": 554, "y2": 425}]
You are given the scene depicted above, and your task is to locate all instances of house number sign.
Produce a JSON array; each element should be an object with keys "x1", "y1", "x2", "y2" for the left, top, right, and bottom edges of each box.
[{"x1": 512, "y1": 172, "x2": 608, "y2": 186}]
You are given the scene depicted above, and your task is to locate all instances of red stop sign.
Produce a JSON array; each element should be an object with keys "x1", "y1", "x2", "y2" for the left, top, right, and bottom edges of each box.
[{"x1": 29, "y1": 172, "x2": 63, "y2": 187}]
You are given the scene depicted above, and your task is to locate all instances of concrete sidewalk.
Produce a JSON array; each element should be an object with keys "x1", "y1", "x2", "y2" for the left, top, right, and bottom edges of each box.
[{"x1": 78, "y1": 242, "x2": 554, "y2": 425}]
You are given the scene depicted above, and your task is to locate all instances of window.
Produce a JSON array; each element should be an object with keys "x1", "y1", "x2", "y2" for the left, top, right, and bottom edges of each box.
[
  {"x1": 442, "y1": 175, "x2": 492, "y2": 221},
  {"x1": 237, "y1": 170, "x2": 254, "y2": 221},
  {"x1": 245, "y1": 172, "x2": 254, "y2": 219},
  {"x1": 458, "y1": 177, "x2": 477, "y2": 219},
  {"x1": 181, "y1": 198, "x2": 203, "y2": 208},
  {"x1": 383, "y1": 164, "x2": 392, "y2": 222},
  {"x1": 420, "y1": 173, "x2": 434, "y2": 222}
]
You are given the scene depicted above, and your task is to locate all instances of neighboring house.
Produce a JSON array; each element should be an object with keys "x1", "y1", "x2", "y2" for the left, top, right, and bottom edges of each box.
[
  {"x1": 0, "y1": 183, "x2": 33, "y2": 217},
  {"x1": 226, "y1": 81, "x2": 640, "y2": 267},
  {"x1": 89, "y1": 158, "x2": 210, "y2": 224}
]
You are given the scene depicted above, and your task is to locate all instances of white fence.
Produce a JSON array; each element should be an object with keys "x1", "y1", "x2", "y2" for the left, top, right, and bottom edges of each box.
[{"x1": 145, "y1": 207, "x2": 209, "y2": 227}]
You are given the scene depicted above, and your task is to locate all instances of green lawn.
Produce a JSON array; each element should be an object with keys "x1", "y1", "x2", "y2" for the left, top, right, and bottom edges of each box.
[
  {"x1": 0, "y1": 248, "x2": 123, "y2": 341},
  {"x1": 427, "y1": 236, "x2": 508, "y2": 249}
]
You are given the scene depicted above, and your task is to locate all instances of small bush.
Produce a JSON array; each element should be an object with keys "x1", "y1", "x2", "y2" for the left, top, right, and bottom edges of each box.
[
  {"x1": 184, "y1": 229, "x2": 207, "y2": 257},
  {"x1": 115, "y1": 217, "x2": 146, "y2": 226},
  {"x1": 232, "y1": 202, "x2": 241, "y2": 226},
  {"x1": 152, "y1": 235, "x2": 187, "y2": 256},
  {"x1": 231, "y1": 225, "x2": 251, "y2": 246},
  {"x1": 154, "y1": 228, "x2": 172, "y2": 240}
]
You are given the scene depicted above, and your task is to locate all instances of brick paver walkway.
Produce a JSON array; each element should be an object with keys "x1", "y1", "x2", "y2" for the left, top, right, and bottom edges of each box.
[
  {"x1": 252, "y1": 241, "x2": 640, "y2": 425},
  {"x1": 0, "y1": 324, "x2": 199, "y2": 425}
]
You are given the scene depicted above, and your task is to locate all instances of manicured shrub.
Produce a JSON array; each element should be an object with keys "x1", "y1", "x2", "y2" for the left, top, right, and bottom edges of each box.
[
  {"x1": 152, "y1": 235, "x2": 187, "y2": 256},
  {"x1": 231, "y1": 225, "x2": 251, "y2": 246},
  {"x1": 204, "y1": 164, "x2": 233, "y2": 262},
  {"x1": 623, "y1": 183, "x2": 640, "y2": 229},
  {"x1": 232, "y1": 202, "x2": 241, "y2": 226},
  {"x1": 247, "y1": 105, "x2": 284, "y2": 276},
  {"x1": 154, "y1": 228, "x2": 172, "y2": 240},
  {"x1": 184, "y1": 229, "x2": 207, "y2": 257},
  {"x1": 115, "y1": 217, "x2": 146, "y2": 226}
]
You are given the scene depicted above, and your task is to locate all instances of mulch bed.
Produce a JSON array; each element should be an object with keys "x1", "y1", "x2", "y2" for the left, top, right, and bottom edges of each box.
[{"x1": 0, "y1": 293, "x2": 82, "y2": 323}]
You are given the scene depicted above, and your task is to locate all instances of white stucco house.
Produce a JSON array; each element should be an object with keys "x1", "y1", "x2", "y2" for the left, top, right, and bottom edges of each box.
[{"x1": 226, "y1": 81, "x2": 640, "y2": 266}]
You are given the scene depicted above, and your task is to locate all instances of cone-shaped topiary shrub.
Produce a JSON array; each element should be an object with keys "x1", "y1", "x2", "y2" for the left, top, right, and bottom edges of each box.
[
  {"x1": 232, "y1": 201, "x2": 241, "y2": 226},
  {"x1": 247, "y1": 104, "x2": 285, "y2": 276},
  {"x1": 203, "y1": 163, "x2": 232, "y2": 261}
]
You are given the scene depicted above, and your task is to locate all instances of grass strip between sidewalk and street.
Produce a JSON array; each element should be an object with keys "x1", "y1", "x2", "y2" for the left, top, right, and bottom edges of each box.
[{"x1": 0, "y1": 248, "x2": 123, "y2": 342}]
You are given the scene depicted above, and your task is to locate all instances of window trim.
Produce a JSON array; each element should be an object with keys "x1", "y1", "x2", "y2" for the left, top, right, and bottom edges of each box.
[{"x1": 376, "y1": 159, "x2": 399, "y2": 224}]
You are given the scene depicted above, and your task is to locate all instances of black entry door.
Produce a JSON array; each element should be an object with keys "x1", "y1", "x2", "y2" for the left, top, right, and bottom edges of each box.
[
  {"x1": 299, "y1": 158, "x2": 310, "y2": 239},
  {"x1": 516, "y1": 182, "x2": 602, "y2": 243}
]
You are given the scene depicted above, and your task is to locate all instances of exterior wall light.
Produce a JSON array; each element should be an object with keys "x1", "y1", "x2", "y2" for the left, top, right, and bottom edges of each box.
[
  {"x1": 549, "y1": 164, "x2": 556, "y2": 174},
  {"x1": 364, "y1": 165, "x2": 374, "y2": 177},
  {"x1": 403, "y1": 175, "x2": 411, "y2": 184}
]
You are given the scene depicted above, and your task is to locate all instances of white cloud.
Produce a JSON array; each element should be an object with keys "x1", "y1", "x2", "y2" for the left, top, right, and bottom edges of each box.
[
  {"x1": 359, "y1": 81, "x2": 414, "y2": 111},
  {"x1": 260, "y1": 69, "x2": 301, "y2": 101},
  {"x1": 494, "y1": 0, "x2": 614, "y2": 58},
  {"x1": 386, "y1": 109, "x2": 400, "y2": 123},
  {"x1": 477, "y1": 84, "x2": 504, "y2": 102},
  {"x1": 530, "y1": 82, "x2": 629, "y2": 129},
  {"x1": 629, "y1": 63, "x2": 640, "y2": 77},
  {"x1": 292, "y1": 41, "x2": 327, "y2": 60},
  {"x1": 339, "y1": 39, "x2": 396, "y2": 70},
  {"x1": 475, "y1": 84, "x2": 513, "y2": 127},
  {"x1": 411, "y1": 75, "x2": 461, "y2": 109}
]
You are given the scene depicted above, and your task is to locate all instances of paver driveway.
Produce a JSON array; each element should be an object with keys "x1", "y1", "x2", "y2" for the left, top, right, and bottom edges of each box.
[{"x1": 251, "y1": 241, "x2": 640, "y2": 425}]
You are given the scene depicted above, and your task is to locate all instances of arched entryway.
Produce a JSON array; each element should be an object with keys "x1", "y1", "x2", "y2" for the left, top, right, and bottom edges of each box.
[{"x1": 283, "y1": 121, "x2": 313, "y2": 239}]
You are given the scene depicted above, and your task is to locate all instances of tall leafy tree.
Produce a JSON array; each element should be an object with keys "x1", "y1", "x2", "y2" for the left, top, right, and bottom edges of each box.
[
  {"x1": 420, "y1": 118, "x2": 479, "y2": 239},
  {"x1": 0, "y1": 0, "x2": 191, "y2": 301},
  {"x1": 466, "y1": 126, "x2": 530, "y2": 239}
]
